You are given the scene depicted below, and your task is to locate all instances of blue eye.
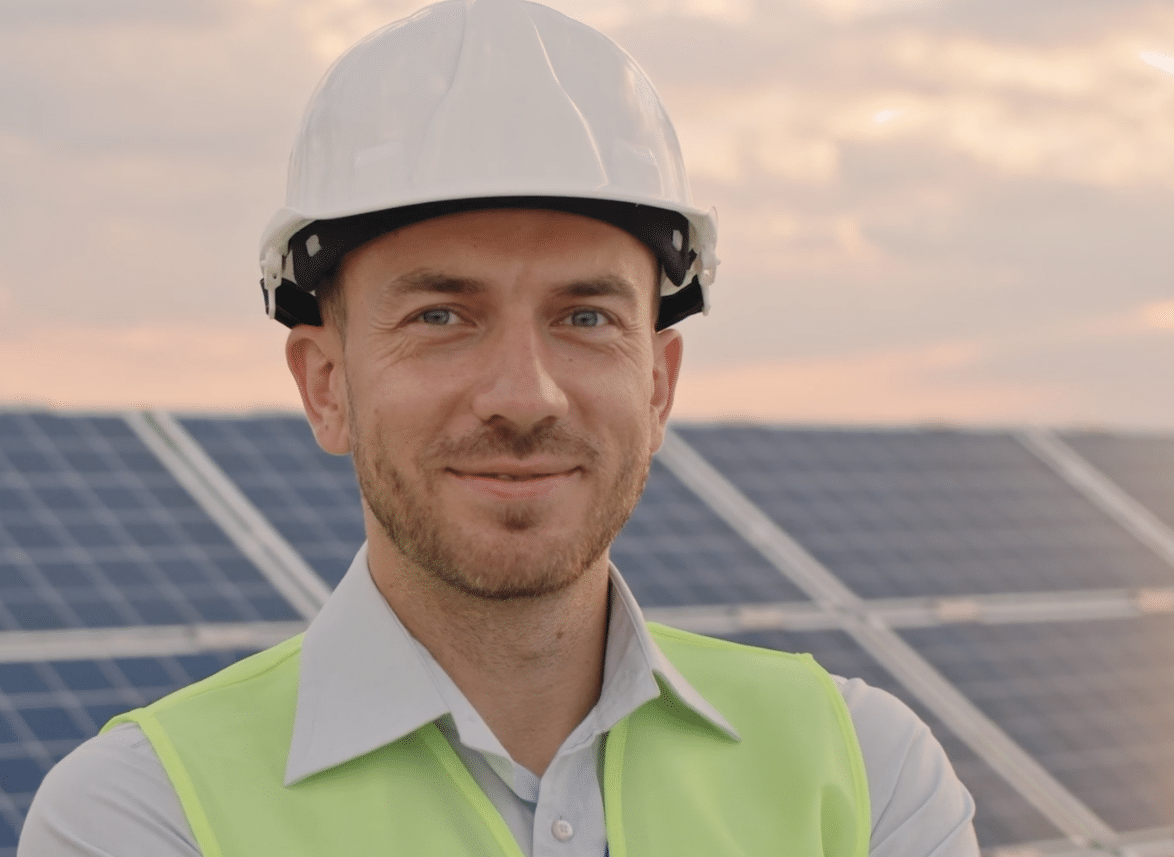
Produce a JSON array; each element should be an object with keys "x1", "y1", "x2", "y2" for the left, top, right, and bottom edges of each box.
[
  {"x1": 419, "y1": 308, "x2": 455, "y2": 325},
  {"x1": 568, "y1": 309, "x2": 605, "y2": 327}
]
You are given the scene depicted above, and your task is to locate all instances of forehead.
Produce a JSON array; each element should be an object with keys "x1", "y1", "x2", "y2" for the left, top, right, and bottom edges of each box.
[{"x1": 339, "y1": 207, "x2": 660, "y2": 301}]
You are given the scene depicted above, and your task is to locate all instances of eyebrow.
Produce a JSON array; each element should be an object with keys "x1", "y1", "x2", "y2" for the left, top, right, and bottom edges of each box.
[
  {"x1": 385, "y1": 271, "x2": 642, "y2": 304},
  {"x1": 553, "y1": 275, "x2": 641, "y2": 305},
  {"x1": 384, "y1": 270, "x2": 489, "y2": 297}
]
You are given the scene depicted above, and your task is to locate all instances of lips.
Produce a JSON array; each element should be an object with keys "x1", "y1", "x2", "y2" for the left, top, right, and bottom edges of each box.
[
  {"x1": 471, "y1": 472, "x2": 552, "y2": 481},
  {"x1": 447, "y1": 466, "x2": 580, "y2": 501},
  {"x1": 447, "y1": 460, "x2": 579, "y2": 479}
]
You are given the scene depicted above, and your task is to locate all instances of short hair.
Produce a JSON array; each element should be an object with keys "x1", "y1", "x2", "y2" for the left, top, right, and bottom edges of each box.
[{"x1": 315, "y1": 266, "x2": 346, "y2": 332}]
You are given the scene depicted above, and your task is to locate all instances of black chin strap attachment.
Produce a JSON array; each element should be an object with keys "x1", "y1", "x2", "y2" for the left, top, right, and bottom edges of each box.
[{"x1": 261, "y1": 280, "x2": 323, "y2": 329}]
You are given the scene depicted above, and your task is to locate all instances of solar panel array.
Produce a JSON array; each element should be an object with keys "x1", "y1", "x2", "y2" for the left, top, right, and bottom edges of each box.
[{"x1": 1, "y1": 411, "x2": 1171, "y2": 855}]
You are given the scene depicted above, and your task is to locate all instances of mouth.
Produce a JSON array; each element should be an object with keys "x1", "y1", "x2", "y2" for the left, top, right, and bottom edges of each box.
[
  {"x1": 448, "y1": 461, "x2": 580, "y2": 479},
  {"x1": 466, "y1": 472, "x2": 565, "y2": 481},
  {"x1": 447, "y1": 467, "x2": 581, "y2": 500}
]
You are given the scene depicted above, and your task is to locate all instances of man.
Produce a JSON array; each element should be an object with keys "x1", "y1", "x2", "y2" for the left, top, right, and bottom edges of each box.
[{"x1": 20, "y1": 1, "x2": 979, "y2": 854}]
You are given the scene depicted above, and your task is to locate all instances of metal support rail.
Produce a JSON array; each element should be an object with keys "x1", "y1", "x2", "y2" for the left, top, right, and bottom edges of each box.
[
  {"x1": 985, "y1": 825, "x2": 1174, "y2": 857},
  {"x1": 2, "y1": 587, "x2": 1162, "y2": 664},
  {"x1": 642, "y1": 586, "x2": 1174, "y2": 635},
  {"x1": 656, "y1": 428, "x2": 1116, "y2": 847},
  {"x1": 0, "y1": 621, "x2": 309, "y2": 663},
  {"x1": 124, "y1": 410, "x2": 331, "y2": 620},
  {"x1": 1017, "y1": 427, "x2": 1174, "y2": 574}
]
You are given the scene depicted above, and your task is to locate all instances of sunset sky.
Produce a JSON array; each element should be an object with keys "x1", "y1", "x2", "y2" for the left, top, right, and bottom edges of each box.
[{"x1": 2, "y1": 0, "x2": 1174, "y2": 427}]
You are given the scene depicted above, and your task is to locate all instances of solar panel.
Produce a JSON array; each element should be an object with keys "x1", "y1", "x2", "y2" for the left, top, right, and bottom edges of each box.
[
  {"x1": 0, "y1": 414, "x2": 299, "y2": 630},
  {"x1": 181, "y1": 417, "x2": 364, "y2": 587},
  {"x1": 675, "y1": 426, "x2": 1174, "y2": 599},
  {"x1": 723, "y1": 627, "x2": 1064, "y2": 848},
  {"x1": 612, "y1": 457, "x2": 809, "y2": 605},
  {"x1": 0, "y1": 650, "x2": 258, "y2": 857},
  {"x1": 8, "y1": 412, "x2": 1174, "y2": 855},
  {"x1": 1062, "y1": 432, "x2": 1174, "y2": 533},
  {"x1": 901, "y1": 617, "x2": 1174, "y2": 832}
]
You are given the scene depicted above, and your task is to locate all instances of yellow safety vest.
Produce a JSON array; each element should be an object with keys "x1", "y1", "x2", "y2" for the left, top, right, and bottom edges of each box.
[{"x1": 106, "y1": 623, "x2": 870, "y2": 857}]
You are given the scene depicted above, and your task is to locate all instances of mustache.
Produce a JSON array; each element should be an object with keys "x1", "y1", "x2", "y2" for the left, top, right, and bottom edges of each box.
[{"x1": 424, "y1": 422, "x2": 601, "y2": 463}]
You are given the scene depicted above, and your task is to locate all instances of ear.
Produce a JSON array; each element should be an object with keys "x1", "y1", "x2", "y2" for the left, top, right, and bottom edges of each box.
[
  {"x1": 649, "y1": 328, "x2": 684, "y2": 454},
  {"x1": 286, "y1": 324, "x2": 351, "y2": 454}
]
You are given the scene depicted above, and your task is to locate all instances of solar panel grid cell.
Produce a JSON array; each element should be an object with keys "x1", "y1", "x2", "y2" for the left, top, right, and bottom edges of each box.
[
  {"x1": 676, "y1": 426, "x2": 1174, "y2": 598},
  {"x1": 612, "y1": 458, "x2": 809, "y2": 605},
  {"x1": 719, "y1": 627, "x2": 1063, "y2": 848},
  {"x1": 1063, "y1": 432, "x2": 1174, "y2": 537},
  {"x1": 901, "y1": 617, "x2": 1174, "y2": 833},
  {"x1": 181, "y1": 417, "x2": 365, "y2": 587},
  {"x1": 0, "y1": 651, "x2": 259, "y2": 852},
  {"x1": 0, "y1": 414, "x2": 299, "y2": 632}
]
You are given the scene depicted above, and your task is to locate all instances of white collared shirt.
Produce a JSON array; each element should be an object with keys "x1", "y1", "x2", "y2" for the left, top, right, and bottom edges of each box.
[{"x1": 20, "y1": 545, "x2": 979, "y2": 856}]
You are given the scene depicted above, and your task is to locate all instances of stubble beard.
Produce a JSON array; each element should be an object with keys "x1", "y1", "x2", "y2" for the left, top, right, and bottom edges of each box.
[{"x1": 351, "y1": 406, "x2": 650, "y2": 602}]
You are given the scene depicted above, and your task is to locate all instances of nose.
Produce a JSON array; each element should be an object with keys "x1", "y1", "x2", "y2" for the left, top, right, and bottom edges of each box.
[{"x1": 469, "y1": 320, "x2": 569, "y2": 431}]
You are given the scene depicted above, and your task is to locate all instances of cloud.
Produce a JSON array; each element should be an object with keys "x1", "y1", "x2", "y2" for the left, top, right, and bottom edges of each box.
[
  {"x1": 276, "y1": 0, "x2": 760, "y2": 63},
  {"x1": 1138, "y1": 299, "x2": 1174, "y2": 330},
  {"x1": 670, "y1": 340, "x2": 1056, "y2": 425},
  {"x1": 0, "y1": 2, "x2": 321, "y2": 328},
  {"x1": 654, "y1": 15, "x2": 1174, "y2": 191},
  {"x1": 1140, "y1": 50, "x2": 1174, "y2": 75},
  {"x1": 0, "y1": 0, "x2": 223, "y2": 28},
  {"x1": 672, "y1": 313, "x2": 1174, "y2": 428},
  {"x1": 877, "y1": 34, "x2": 1174, "y2": 187},
  {"x1": 0, "y1": 322, "x2": 299, "y2": 411},
  {"x1": 2, "y1": 0, "x2": 1174, "y2": 427}
]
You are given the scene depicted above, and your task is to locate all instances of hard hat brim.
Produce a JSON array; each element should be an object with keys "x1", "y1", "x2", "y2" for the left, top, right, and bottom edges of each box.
[{"x1": 262, "y1": 195, "x2": 715, "y2": 331}]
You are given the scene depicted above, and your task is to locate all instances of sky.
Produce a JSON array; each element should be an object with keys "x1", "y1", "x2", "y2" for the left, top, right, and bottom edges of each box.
[{"x1": 2, "y1": 0, "x2": 1173, "y2": 427}]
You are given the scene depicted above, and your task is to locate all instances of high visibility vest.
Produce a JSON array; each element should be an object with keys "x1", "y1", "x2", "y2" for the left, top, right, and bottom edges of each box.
[{"x1": 105, "y1": 623, "x2": 869, "y2": 857}]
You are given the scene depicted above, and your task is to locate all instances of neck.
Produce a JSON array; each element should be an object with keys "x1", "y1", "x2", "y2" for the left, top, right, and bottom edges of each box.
[{"x1": 366, "y1": 534, "x2": 611, "y2": 777}]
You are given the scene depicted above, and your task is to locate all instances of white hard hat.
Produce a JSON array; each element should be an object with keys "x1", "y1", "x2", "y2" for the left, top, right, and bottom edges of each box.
[{"x1": 259, "y1": 0, "x2": 718, "y2": 330}]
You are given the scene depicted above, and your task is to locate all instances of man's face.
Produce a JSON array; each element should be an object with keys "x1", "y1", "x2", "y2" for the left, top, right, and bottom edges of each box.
[{"x1": 293, "y1": 208, "x2": 683, "y2": 601}]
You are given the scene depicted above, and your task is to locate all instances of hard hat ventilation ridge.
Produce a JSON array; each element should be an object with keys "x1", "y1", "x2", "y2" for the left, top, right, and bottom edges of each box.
[{"x1": 414, "y1": 0, "x2": 607, "y2": 192}]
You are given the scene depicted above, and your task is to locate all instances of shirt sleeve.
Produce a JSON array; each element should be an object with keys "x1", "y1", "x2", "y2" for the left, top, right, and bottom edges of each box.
[
  {"x1": 18, "y1": 722, "x2": 201, "y2": 857},
  {"x1": 834, "y1": 675, "x2": 981, "y2": 857}
]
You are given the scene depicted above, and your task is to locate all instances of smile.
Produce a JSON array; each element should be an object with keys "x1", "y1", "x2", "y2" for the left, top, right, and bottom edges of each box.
[
  {"x1": 447, "y1": 468, "x2": 580, "y2": 501},
  {"x1": 478, "y1": 473, "x2": 549, "y2": 481}
]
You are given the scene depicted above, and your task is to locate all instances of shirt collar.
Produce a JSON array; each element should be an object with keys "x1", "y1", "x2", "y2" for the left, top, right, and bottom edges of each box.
[
  {"x1": 285, "y1": 543, "x2": 739, "y2": 785},
  {"x1": 601, "y1": 565, "x2": 739, "y2": 742}
]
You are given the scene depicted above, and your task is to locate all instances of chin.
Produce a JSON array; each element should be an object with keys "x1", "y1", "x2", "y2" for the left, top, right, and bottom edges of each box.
[{"x1": 420, "y1": 523, "x2": 607, "y2": 601}]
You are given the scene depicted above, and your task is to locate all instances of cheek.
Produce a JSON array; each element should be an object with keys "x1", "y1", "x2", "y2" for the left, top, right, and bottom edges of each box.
[
  {"x1": 352, "y1": 360, "x2": 477, "y2": 453},
  {"x1": 574, "y1": 369, "x2": 656, "y2": 438}
]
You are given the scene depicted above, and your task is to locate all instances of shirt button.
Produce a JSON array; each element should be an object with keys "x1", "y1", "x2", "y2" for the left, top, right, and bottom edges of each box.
[{"x1": 551, "y1": 819, "x2": 574, "y2": 842}]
